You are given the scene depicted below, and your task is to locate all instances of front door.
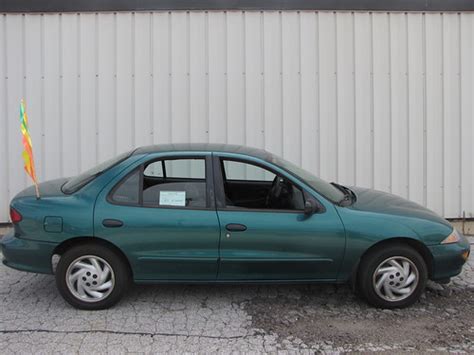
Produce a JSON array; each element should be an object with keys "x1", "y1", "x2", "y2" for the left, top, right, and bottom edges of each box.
[
  {"x1": 214, "y1": 155, "x2": 346, "y2": 281},
  {"x1": 94, "y1": 154, "x2": 220, "y2": 281}
]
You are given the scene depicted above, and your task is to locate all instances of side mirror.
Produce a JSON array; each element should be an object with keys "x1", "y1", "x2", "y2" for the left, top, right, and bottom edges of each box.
[{"x1": 304, "y1": 200, "x2": 317, "y2": 216}]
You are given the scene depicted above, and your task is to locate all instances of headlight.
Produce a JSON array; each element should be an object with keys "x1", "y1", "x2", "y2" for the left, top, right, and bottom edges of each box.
[{"x1": 441, "y1": 229, "x2": 461, "y2": 244}]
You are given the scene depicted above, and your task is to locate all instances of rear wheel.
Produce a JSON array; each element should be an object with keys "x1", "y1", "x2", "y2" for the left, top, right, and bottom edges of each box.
[
  {"x1": 55, "y1": 244, "x2": 130, "y2": 310},
  {"x1": 358, "y1": 244, "x2": 428, "y2": 308}
]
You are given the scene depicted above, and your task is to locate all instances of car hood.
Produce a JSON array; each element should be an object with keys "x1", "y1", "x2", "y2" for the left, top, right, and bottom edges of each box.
[{"x1": 348, "y1": 186, "x2": 452, "y2": 228}]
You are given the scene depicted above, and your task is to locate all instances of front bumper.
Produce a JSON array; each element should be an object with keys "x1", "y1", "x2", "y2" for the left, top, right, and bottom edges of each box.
[
  {"x1": 1, "y1": 230, "x2": 57, "y2": 274},
  {"x1": 428, "y1": 237, "x2": 471, "y2": 281}
]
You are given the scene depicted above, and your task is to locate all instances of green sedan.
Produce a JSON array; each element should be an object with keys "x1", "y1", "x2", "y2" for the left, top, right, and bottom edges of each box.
[{"x1": 1, "y1": 144, "x2": 470, "y2": 310}]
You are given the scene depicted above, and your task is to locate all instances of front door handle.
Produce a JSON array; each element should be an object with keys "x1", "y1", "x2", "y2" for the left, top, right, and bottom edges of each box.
[
  {"x1": 226, "y1": 223, "x2": 247, "y2": 232},
  {"x1": 102, "y1": 219, "x2": 124, "y2": 228}
]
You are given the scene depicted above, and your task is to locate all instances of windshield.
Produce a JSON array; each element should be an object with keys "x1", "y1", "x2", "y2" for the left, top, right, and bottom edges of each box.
[
  {"x1": 62, "y1": 151, "x2": 132, "y2": 194},
  {"x1": 267, "y1": 154, "x2": 346, "y2": 203}
]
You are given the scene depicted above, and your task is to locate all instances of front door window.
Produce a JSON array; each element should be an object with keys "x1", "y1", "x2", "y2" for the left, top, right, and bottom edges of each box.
[{"x1": 220, "y1": 159, "x2": 305, "y2": 211}]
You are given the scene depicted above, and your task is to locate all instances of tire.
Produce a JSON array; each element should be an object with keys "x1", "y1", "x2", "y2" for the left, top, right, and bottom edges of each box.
[
  {"x1": 55, "y1": 243, "x2": 130, "y2": 310},
  {"x1": 358, "y1": 243, "x2": 428, "y2": 309}
]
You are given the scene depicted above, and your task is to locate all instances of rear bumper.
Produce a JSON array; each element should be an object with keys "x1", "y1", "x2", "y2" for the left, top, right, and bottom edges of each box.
[
  {"x1": 1, "y1": 230, "x2": 57, "y2": 274},
  {"x1": 428, "y1": 238, "x2": 471, "y2": 281}
]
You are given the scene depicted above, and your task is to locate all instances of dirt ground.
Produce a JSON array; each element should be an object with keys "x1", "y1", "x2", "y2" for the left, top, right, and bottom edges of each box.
[{"x1": 245, "y1": 281, "x2": 474, "y2": 352}]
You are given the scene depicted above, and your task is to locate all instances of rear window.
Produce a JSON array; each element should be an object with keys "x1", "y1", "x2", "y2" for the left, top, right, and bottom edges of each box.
[{"x1": 62, "y1": 151, "x2": 132, "y2": 194}]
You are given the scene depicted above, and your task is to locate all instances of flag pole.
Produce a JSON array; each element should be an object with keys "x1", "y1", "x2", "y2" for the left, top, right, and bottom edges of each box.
[{"x1": 34, "y1": 182, "x2": 40, "y2": 199}]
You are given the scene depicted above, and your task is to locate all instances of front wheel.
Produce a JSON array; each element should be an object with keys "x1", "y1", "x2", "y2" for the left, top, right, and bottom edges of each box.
[
  {"x1": 358, "y1": 244, "x2": 428, "y2": 308},
  {"x1": 55, "y1": 244, "x2": 130, "y2": 310}
]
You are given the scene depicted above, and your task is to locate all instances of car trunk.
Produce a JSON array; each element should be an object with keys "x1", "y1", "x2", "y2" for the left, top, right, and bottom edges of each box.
[{"x1": 13, "y1": 178, "x2": 69, "y2": 199}]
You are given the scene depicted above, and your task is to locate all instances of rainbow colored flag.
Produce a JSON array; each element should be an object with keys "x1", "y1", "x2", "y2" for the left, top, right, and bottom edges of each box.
[{"x1": 20, "y1": 99, "x2": 40, "y2": 198}]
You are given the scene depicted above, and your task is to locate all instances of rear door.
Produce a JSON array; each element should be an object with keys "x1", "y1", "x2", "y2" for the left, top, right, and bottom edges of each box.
[
  {"x1": 94, "y1": 153, "x2": 221, "y2": 281},
  {"x1": 214, "y1": 154, "x2": 346, "y2": 281}
]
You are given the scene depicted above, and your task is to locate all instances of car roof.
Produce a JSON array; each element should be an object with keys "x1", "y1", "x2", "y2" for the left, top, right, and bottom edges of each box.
[{"x1": 133, "y1": 143, "x2": 271, "y2": 160}]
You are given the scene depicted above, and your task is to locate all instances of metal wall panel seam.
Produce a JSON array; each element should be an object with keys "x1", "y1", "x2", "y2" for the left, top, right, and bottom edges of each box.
[
  {"x1": 113, "y1": 12, "x2": 118, "y2": 155},
  {"x1": 262, "y1": 11, "x2": 267, "y2": 151},
  {"x1": 440, "y1": 13, "x2": 445, "y2": 217},
  {"x1": 471, "y1": 13, "x2": 474, "y2": 217},
  {"x1": 186, "y1": 11, "x2": 191, "y2": 143},
  {"x1": 0, "y1": 15, "x2": 6, "y2": 218},
  {"x1": 260, "y1": 11, "x2": 265, "y2": 149},
  {"x1": 369, "y1": 12, "x2": 375, "y2": 189},
  {"x1": 457, "y1": 13, "x2": 463, "y2": 216},
  {"x1": 76, "y1": 14, "x2": 82, "y2": 172},
  {"x1": 388, "y1": 13, "x2": 393, "y2": 193},
  {"x1": 334, "y1": 11, "x2": 339, "y2": 181},
  {"x1": 241, "y1": 11, "x2": 246, "y2": 146},
  {"x1": 167, "y1": 12, "x2": 172, "y2": 142},
  {"x1": 405, "y1": 12, "x2": 411, "y2": 199},
  {"x1": 21, "y1": 14, "x2": 26, "y2": 187},
  {"x1": 422, "y1": 13, "x2": 428, "y2": 206},
  {"x1": 40, "y1": 14, "x2": 45, "y2": 181},
  {"x1": 351, "y1": 12, "x2": 357, "y2": 185},
  {"x1": 458, "y1": 12, "x2": 463, "y2": 217},
  {"x1": 441, "y1": 13, "x2": 460, "y2": 217},
  {"x1": 315, "y1": 11, "x2": 320, "y2": 176},
  {"x1": 149, "y1": 12, "x2": 154, "y2": 145},
  {"x1": 0, "y1": 16, "x2": 3, "y2": 216},
  {"x1": 225, "y1": 10, "x2": 230, "y2": 144},
  {"x1": 131, "y1": 12, "x2": 136, "y2": 147},
  {"x1": 470, "y1": 12, "x2": 474, "y2": 217},
  {"x1": 205, "y1": 11, "x2": 210, "y2": 142},
  {"x1": 278, "y1": 11, "x2": 283, "y2": 156},
  {"x1": 458, "y1": 13, "x2": 464, "y2": 216},
  {"x1": 5, "y1": 15, "x2": 16, "y2": 203},
  {"x1": 297, "y1": 10, "x2": 303, "y2": 166},
  {"x1": 94, "y1": 13, "x2": 98, "y2": 165},
  {"x1": 58, "y1": 14, "x2": 64, "y2": 176},
  {"x1": 2, "y1": 15, "x2": 9, "y2": 201}
]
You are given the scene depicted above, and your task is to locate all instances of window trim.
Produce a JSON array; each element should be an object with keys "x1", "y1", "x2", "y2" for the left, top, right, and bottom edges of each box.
[
  {"x1": 107, "y1": 166, "x2": 142, "y2": 207},
  {"x1": 221, "y1": 159, "x2": 276, "y2": 183},
  {"x1": 213, "y1": 155, "x2": 324, "y2": 214},
  {"x1": 107, "y1": 155, "x2": 214, "y2": 210}
]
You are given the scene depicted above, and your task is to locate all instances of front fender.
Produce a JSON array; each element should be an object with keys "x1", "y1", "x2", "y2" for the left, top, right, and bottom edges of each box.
[{"x1": 335, "y1": 207, "x2": 425, "y2": 282}]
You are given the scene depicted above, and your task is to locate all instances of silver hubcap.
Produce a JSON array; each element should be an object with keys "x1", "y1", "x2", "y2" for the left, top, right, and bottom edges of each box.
[
  {"x1": 66, "y1": 255, "x2": 115, "y2": 303},
  {"x1": 373, "y1": 256, "x2": 419, "y2": 302}
]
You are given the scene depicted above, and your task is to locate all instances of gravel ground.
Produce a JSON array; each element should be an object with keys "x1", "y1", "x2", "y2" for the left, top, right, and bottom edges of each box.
[{"x1": 0, "y1": 241, "x2": 472, "y2": 353}]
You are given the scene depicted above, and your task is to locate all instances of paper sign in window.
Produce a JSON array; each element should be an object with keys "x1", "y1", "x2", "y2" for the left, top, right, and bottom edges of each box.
[{"x1": 159, "y1": 191, "x2": 186, "y2": 206}]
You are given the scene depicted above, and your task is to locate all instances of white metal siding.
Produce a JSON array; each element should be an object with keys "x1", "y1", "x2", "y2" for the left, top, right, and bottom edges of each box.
[{"x1": 0, "y1": 11, "x2": 473, "y2": 222}]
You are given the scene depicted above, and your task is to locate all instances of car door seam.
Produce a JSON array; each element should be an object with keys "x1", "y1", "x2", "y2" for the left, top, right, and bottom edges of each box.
[
  {"x1": 212, "y1": 152, "x2": 223, "y2": 280},
  {"x1": 333, "y1": 205, "x2": 349, "y2": 282}
]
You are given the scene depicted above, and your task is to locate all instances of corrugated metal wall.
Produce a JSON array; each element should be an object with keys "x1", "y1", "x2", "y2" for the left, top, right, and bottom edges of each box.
[{"x1": 0, "y1": 11, "x2": 473, "y2": 222}]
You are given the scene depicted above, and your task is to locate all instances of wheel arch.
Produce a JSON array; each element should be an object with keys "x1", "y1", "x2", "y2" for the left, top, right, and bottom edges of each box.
[
  {"x1": 52, "y1": 237, "x2": 133, "y2": 278},
  {"x1": 350, "y1": 237, "x2": 434, "y2": 290}
]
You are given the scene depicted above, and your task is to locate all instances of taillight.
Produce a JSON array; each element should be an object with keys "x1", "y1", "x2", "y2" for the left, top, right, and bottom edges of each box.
[{"x1": 10, "y1": 207, "x2": 22, "y2": 224}]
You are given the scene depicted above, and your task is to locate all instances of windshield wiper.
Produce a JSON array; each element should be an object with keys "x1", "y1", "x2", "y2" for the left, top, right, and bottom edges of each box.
[{"x1": 331, "y1": 182, "x2": 356, "y2": 206}]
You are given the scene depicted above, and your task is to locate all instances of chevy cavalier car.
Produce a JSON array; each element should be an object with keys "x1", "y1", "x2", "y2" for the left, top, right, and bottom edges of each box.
[{"x1": 1, "y1": 144, "x2": 470, "y2": 310}]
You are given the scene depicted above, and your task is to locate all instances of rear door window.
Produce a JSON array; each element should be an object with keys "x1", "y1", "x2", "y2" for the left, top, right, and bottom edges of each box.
[
  {"x1": 143, "y1": 158, "x2": 206, "y2": 208},
  {"x1": 110, "y1": 157, "x2": 208, "y2": 209}
]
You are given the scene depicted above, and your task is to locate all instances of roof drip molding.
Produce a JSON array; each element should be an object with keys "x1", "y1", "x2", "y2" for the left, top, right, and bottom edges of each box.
[{"x1": 0, "y1": 0, "x2": 473, "y2": 13}]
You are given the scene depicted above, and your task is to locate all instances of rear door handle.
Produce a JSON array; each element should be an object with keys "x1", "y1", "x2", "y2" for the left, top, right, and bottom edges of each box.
[
  {"x1": 102, "y1": 219, "x2": 124, "y2": 228},
  {"x1": 226, "y1": 223, "x2": 247, "y2": 232}
]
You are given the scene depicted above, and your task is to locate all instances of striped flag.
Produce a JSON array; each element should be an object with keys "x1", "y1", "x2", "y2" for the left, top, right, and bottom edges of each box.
[{"x1": 20, "y1": 99, "x2": 40, "y2": 198}]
